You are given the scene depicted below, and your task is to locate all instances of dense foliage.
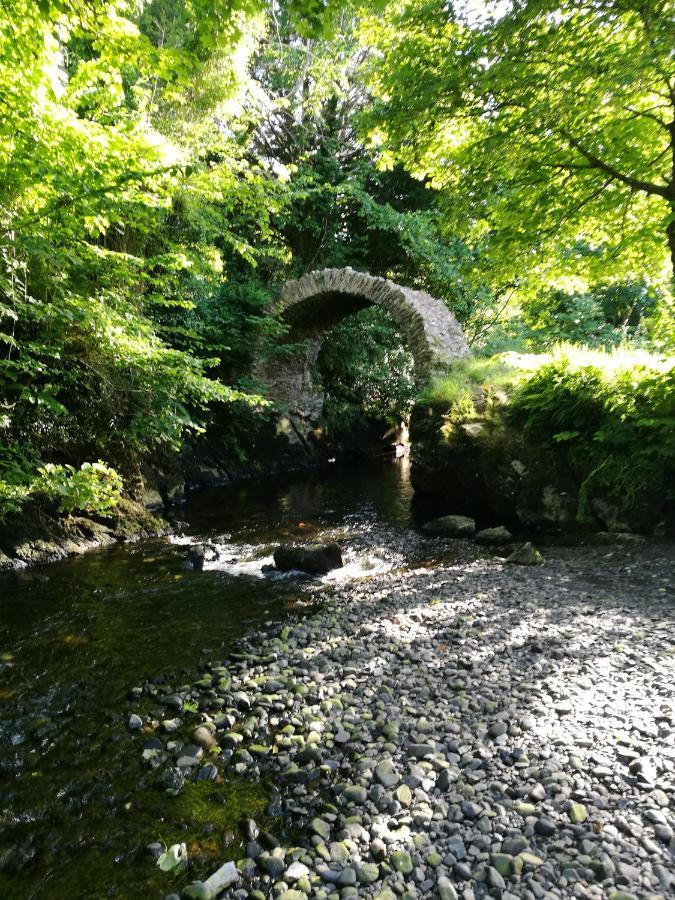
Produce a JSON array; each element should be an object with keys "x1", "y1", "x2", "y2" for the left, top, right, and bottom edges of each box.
[
  {"x1": 317, "y1": 307, "x2": 416, "y2": 437},
  {"x1": 1, "y1": 0, "x2": 673, "y2": 522},
  {"x1": 362, "y1": 0, "x2": 674, "y2": 344},
  {"x1": 426, "y1": 347, "x2": 675, "y2": 519},
  {"x1": 512, "y1": 348, "x2": 675, "y2": 517},
  {"x1": 0, "y1": 0, "x2": 274, "y2": 518}
]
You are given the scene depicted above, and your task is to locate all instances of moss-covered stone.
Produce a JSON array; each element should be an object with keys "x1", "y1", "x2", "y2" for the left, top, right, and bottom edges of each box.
[{"x1": 568, "y1": 802, "x2": 588, "y2": 823}]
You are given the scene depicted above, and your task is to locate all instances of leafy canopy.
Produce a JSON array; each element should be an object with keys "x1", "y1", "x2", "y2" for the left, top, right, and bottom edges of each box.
[{"x1": 362, "y1": 0, "x2": 675, "y2": 301}]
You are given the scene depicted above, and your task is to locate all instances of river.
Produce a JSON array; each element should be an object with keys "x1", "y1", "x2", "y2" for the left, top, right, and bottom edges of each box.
[{"x1": 0, "y1": 457, "x2": 442, "y2": 898}]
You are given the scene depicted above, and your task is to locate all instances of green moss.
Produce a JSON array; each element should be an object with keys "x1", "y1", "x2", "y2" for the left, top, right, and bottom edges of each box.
[{"x1": 174, "y1": 778, "x2": 268, "y2": 831}]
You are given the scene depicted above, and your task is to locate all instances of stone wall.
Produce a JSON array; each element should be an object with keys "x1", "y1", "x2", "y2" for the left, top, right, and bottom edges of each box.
[{"x1": 410, "y1": 396, "x2": 671, "y2": 535}]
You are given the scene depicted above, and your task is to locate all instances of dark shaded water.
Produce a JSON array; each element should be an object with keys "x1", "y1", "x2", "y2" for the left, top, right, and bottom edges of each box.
[{"x1": 0, "y1": 458, "x2": 425, "y2": 898}]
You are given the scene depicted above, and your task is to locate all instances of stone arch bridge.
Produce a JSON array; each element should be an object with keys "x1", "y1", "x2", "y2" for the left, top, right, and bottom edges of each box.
[{"x1": 257, "y1": 267, "x2": 470, "y2": 420}]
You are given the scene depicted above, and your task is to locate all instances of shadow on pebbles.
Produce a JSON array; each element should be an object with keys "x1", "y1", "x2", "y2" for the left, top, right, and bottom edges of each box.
[{"x1": 132, "y1": 539, "x2": 675, "y2": 900}]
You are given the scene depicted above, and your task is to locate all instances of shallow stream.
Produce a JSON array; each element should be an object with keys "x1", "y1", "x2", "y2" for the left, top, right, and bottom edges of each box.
[{"x1": 0, "y1": 457, "x2": 447, "y2": 898}]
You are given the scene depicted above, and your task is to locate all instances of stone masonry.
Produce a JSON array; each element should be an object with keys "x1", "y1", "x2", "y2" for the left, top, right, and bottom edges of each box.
[{"x1": 256, "y1": 267, "x2": 471, "y2": 421}]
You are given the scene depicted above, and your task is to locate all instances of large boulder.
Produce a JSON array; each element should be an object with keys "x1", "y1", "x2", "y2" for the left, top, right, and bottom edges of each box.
[
  {"x1": 422, "y1": 515, "x2": 476, "y2": 537},
  {"x1": 273, "y1": 542, "x2": 343, "y2": 575},
  {"x1": 188, "y1": 545, "x2": 206, "y2": 570}
]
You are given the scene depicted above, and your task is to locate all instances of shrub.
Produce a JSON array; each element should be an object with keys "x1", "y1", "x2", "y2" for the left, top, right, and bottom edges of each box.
[
  {"x1": 423, "y1": 345, "x2": 675, "y2": 521},
  {"x1": 0, "y1": 461, "x2": 123, "y2": 522},
  {"x1": 508, "y1": 346, "x2": 675, "y2": 518},
  {"x1": 422, "y1": 354, "x2": 536, "y2": 408}
]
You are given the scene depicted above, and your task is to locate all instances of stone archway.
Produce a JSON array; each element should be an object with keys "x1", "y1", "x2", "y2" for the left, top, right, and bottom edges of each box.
[{"x1": 257, "y1": 267, "x2": 470, "y2": 420}]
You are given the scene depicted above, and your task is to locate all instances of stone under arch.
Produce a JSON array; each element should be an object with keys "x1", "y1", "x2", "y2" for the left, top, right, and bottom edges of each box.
[{"x1": 257, "y1": 267, "x2": 470, "y2": 420}]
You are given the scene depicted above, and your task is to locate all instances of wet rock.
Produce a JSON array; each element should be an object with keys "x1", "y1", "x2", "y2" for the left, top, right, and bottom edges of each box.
[
  {"x1": 284, "y1": 861, "x2": 309, "y2": 881},
  {"x1": 422, "y1": 515, "x2": 476, "y2": 537},
  {"x1": 475, "y1": 525, "x2": 513, "y2": 545},
  {"x1": 232, "y1": 690, "x2": 251, "y2": 711},
  {"x1": 505, "y1": 541, "x2": 545, "y2": 565},
  {"x1": 187, "y1": 545, "x2": 206, "y2": 571},
  {"x1": 338, "y1": 866, "x2": 357, "y2": 885},
  {"x1": 438, "y1": 877, "x2": 459, "y2": 900},
  {"x1": 13, "y1": 540, "x2": 69, "y2": 566},
  {"x1": 0, "y1": 549, "x2": 24, "y2": 571},
  {"x1": 146, "y1": 842, "x2": 163, "y2": 861},
  {"x1": 240, "y1": 818, "x2": 259, "y2": 841},
  {"x1": 259, "y1": 855, "x2": 285, "y2": 878},
  {"x1": 374, "y1": 759, "x2": 400, "y2": 787},
  {"x1": 273, "y1": 542, "x2": 343, "y2": 575},
  {"x1": 650, "y1": 788, "x2": 669, "y2": 807},
  {"x1": 192, "y1": 726, "x2": 217, "y2": 750},
  {"x1": 308, "y1": 818, "x2": 331, "y2": 841},
  {"x1": 514, "y1": 800, "x2": 536, "y2": 816},
  {"x1": 183, "y1": 860, "x2": 239, "y2": 898},
  {"x1": 654, "y1": 824, "x2": 673, "y2": 843},
  {"x1": 408, "y1": 742, "x2": 434, "y2": 758},
  {"x1": 162, "y1": 718, "x2": 181, "y2": 733},
  {"x1": 389, "y1": 850, "x2": 412, "y2": 874},
  {"x1": 161, "y1": 766, "x2": 185, "y2": 794},
  {"x1": 164, "y1": 694, "x2": 184, "y2": 711},
  {"x1": 487, "y1": 865, "x2": 506, "y2": 890},
  {"x1": 395, "y1": 784, "x2": 412, "y2": 807},
  {"x1": 502, "y1": 835, "x2": 529, "y2": 855},
  {"x1": 355, "y1": 862, "x2": 379, "y2": 884},
  {"x1": 344, "y1": 784, "x2": 367, "y2": 804},
  {"x1": 436, "y1": 768, "x2": 454, "y2": 791},
  {"x1": 535, "y1": 816, "x2": 557, "y2": 837},
  {"x1": 156, "y1": 843, "x2": 187, "y2": 872},
  {"x1": 488, "y1": 721, "x2": 508, "y2": 738},
  {"x1": 460, "y1": 800, "x2": 482, "y2": 820},
  {"x1": 490, "y1": 853, "x2": 513, "y2": 876},
  {"x1": 568, "y1": 802, "x2": 588, "y2": 823},
  {"x1": 258, "y1": 831, "x2": 280, "y2": 851}
]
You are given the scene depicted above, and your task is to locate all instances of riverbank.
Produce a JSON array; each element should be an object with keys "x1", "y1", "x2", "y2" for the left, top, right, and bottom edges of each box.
[
  {"x1": 0, "y1": 439, "x2": 400, "y2": 573},
  {"x1": 133, "y1": 535, "x2": 675, "y2": 899},
  {"x1": 410, "y1": 350, "x2": 675, "y2": 536},
  {"x1": 0, "y1": 498, "x2": 166, "y2": 571}
]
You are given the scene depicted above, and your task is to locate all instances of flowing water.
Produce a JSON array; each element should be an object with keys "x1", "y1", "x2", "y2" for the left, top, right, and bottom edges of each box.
[{"x1": 0, "y1": 457, "x2": 445, "y2": 899}]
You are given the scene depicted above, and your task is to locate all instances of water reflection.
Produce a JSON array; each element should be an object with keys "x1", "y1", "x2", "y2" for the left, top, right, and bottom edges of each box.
[{"x1": 0, "y1": 457, "x2": 419, "y2": 898}]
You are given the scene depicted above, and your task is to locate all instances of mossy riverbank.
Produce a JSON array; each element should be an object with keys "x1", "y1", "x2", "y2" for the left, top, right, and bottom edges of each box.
[
  {"x1": 0, "y1": 498, "x2": 167, "y2": 572},
  {"x1": 412, "y1": 348, "x2": 675, "y2": 535}
]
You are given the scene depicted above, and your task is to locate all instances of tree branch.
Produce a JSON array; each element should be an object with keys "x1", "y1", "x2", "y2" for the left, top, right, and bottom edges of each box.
[
  {"x1": 561, "y1": 131, "x2": 671, "y2": 198},
  {"x1": 621, "y1": 104, "x2": 670, "y2": 131},
  {"x1": 14, "y1": 164, "x2": 186, "y2": 231}
]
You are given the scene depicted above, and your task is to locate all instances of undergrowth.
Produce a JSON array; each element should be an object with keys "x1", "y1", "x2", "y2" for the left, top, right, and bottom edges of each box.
[{"x1": 424, "y1": 345, "x2": 675, "y2": 519}]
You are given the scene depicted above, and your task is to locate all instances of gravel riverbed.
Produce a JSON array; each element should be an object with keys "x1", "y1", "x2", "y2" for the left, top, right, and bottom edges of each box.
[{"x1": 133, "y1": 537, "x2": 675, "y2": 900}]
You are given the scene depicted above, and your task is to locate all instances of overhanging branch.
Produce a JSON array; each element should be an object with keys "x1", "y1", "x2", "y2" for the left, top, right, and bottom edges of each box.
[{"x1": 561, "y1": 131, "x2": 671, "y2": 199}]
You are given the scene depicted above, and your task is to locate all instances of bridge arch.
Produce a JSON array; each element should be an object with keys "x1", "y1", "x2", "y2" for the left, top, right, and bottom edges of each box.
[{"x1": 258, "y1": 267, "x2": 470, "y2": 419}]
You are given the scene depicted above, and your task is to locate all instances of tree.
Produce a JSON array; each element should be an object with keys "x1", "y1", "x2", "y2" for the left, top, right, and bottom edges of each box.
[
  {"x1": 0, "y1": 0, "x2": 286, "y2": 517},
  {"x1": 362, "y1": 0, "x2": 675, "y2": 299},
  {"x1": 247, "y1": 2, "x2": 482, "y2": 427}
]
